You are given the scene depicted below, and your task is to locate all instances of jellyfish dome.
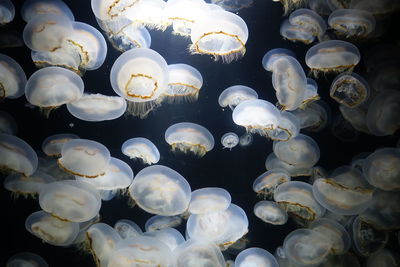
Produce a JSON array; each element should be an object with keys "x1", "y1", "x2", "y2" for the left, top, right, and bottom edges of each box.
[
  {"x1": 289, "y1": 8, "x2": 327, "y2": 38},
  {"x1": 188, "y1": 187, "x2": 232, "y2": 214},
  {"x1": 252, "y1": 169, "x2": 291, "y2": 199},
  {"x1": 102, "y1": 22, "x2": 151, "y2": 52},
  {"x1": 262, "y1": 48, "x2": 296, "y2": 72},
  {"x1": 4, "y1": 170, "x2": 55, "y2": 197},
  {"x1": 190, "y1": 10, "x2": 248, "y2": 63},
  {"x1": 90, "y1": 0, "x2": 138, "y2": 21},
  {"x1": 235, "y1": 247, "x2": 279, "y2": 267},
  {"x1": 114, "y1": 219, "x2": 143, "y2": 239},
  {"x1": 6, "y1": 252, "x2": 48, "y2": 267},
  {"x1": 145, "y1": 215, "x2": 182, "y2": 232},
  {"x1": 254, "y1": 200, "x2": 288, "y2": 225},
  {"x1": 330, "y1": 72, "x2": 370, "y2": 108},
  {"x1": 143, "y1": 227, "x2": 185, "y2": 251},
  {"x1": 265, "y1": 152, "x2": 312, "y2": 177},
  {"x1": 239, "y1": 132, "x2": 253, "y2": 147},
  {"x1": 221, "y1": 132, "x2": 239, "y2": 150},
  {"x1": 0, "y1": 0, "x2": 15, "y2": 24},
  {"x1": 21, "y1": 0, "x2": 74, "y2": 22},
  {"x1": 0, "y1": 53, "x2": 26, "y2": 99},
  {"x1": 328, "y1": 9, "x2": 376, "y2": 39},
  {"x1": 41, "y1": 133, "x2": 79, "y2": 157},
  {"x1": 165, "y1": 122, "x2": 214, "y2": 157},
  {"x1": 121, "y1": 137, "x2": 160, "y2": 165},
  {"x1": 218, "y1": 85, "x2": 258, "y2": 110},
  {"x1": 123, "y1": 0, "x2": 170, "y2": 30}
]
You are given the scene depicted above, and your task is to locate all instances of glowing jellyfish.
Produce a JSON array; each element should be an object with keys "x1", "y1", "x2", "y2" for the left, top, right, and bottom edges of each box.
[
  {"x1": 123, "y1": 0, "x2": 170, "y2": 30},
  {"x1": 25, "y1": 67, "x2": 84, "y2": 117},
  {"x1": 6, "y1": 252, "x2": 48, "y2": 267},
  {"x1": 39, "y1": 180, "x2": 101, "y2": 222},
  {"x1": 31, "y1": 48, "x2": 82, "y2": 75},
  {"x1": 110, "y1": 48, "x2": 169, "y2": 118},
  {"x1": 328, "y1": 9, "x2": 376, "y2": 39},
  {"x1": 25, "y1": 210, "x2": 80, "y2": 246},
  {"x1": 190, "y1": 10, "x2": 248, "y2": 63},
  {"x1": 144, "y1": 227, "x2": 185, "y2": 251},
  {"x1": 67, "y1": 93, "x2": 127, "y2": 122},
  {"x1": 262, "y1": 48, "x2": 296, "y2": 72},
  {"x1": 254, "y1": 200, "x2": 288, "y2": 225},
  {"x1": 265, "y1": 152, "x2": 312, "y2": 177},
  {"x1": 218, "y1": 85, "x2": 258, "y2": 110},
  {"x1": 41, "y1": 133, "x2": 79, "y2": 157},
  {"x1": 330, "y1": 72, "x2": 369, "y2": 108},
  {"x1": 188, "y1": 187, "x2": 231, "y2": 214},
  {"x1": 21, "y1": 0, "x2": 74, "y2": 22},
  {"x1": 90, "y1": 0, "x2": 136, "y2": 21},
  {"x1": 252, "y1": 169, "x2": 291, "y2": 199},
  {"x1": 289, "y1": 9, "x2": 327, "y2": 38},
  {"x1": 239, "y1": 132, "x2": 253, "y2": 147},
  {"x1": 235, "y1": 247, "x2": 279, "y2": 267},
  {"x1": 0, "y1": 134, "x2": 38, "y2": 176},
  {"x1": 305, "y1": 40, "x2": 360, "y2": 76},
  {"x1": 291, "y1": 101, "x2": 330, "y2": 132},
  {"x1": 165, "y1": 122, "x2": 214, "y2": 157},
  {"x1": 114, "y1": 219, "x2": 143, "y2": 239},
  {"x1": 121, "y1": 137, "x2": 160, "y2": 165},
  {"x1": 128, "y1": 165, "x2": 191, "y2": 216},
  {"x1": 211, "y1": 0, "x2": 253, "y2": 12},
  {"x1": 0, "y1": 53, "x2": 26, "y2": 99},
  {"x1": 367, "y1": 249, "x2": 400, "y2": 267},
  {"x1": 0, "y1": 0, "x2": 14, "y2": 24},
  {"x1": 4, "y1": 170, "x2": 55, "y2": 198},
  {"x1": 301, "y1": 78, "x2": 320, "y2": 107},
  {"x1": 165, "y1": 64, "x2": 203, "y2": 103},
  {"x1": 221, "y1": 132, "x2": 239, "y2": 150},
  {"x1": 145, "y1": 215, "x2": 182, "y2": 232},
  {"x1": 0, "y1": 110, "x2": 17, "y2": 135},
  {"x1": 280, "y1": 19, "x2": 316, "y2": 44}
]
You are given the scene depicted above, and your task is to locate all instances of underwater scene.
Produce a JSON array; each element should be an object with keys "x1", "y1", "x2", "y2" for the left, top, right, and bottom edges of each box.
[{"x1": 1, "y1": 0, "x2": 400, "y2": 266}]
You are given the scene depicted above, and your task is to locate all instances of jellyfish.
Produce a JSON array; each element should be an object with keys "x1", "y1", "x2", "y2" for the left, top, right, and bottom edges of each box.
[
  {"x1": 254, "y1": 200, "x2": 288, "y2": 225},
  {"x1": 252, "y1": 169, "x2": 291, "y2": 199},
  {"x1": 123, "y1": 0, "x2": 170, "y2": 30},
  {"x1": 0, "y1": 110, "x2": 17, "y2": 135},
  {"x1": 0, "y1": 53, "x2": 26, "y2": 99},
  {"x1": 144, "y1": 227, "x2": 185, "y2": 251},
  {"x1": 25, "y1": 67, "x2": 84, "y2": 117},
  {"x1": 114, "y1": 219, "x2": 143, "y2": 239},
  {"x1": 90, "y1": 0, "x2": 138, "y2": 21},
  {"x1": 221, "y1": 132, "x2": 239, "y2": 150},
  {"x1": 339, "y1": 105, "x2": 370, "y2": 134},
  {"x1": 326, "y1": 0, "x2": 351, "y2": 10},
  {"x1": 234, "y1": 247, "x2": 279, "y2": 267},
  {"x1": 0, "y1": 0, "x2": 14, "y2": 24},
  {"x1": 31, "y1": 48, "x2": 82, "y2": 75},
  {"x1": 305, "y1": 40, "x2": 360, "y2": 76},
  {"x1": 110, "y1": 48, "x2": 169, "y2": 118},
  {"x1": 188, "y1": 187, "x2": 232, "y2": 214},
  {"x1": 41, "y1": 133, "x2": 79, "y2": 157},
  {"x1": 239, "y1": 132, "x2": 253, "y2": 147},
  {"x1": 291, "y1": 101, "x2": 330, "y2": 132},
  {"x1": 265, "y1": 152, "x2": 312, "y2": 177},
  {"x1": 21, "y1": 0, "x2": 74, "y2": 22},
  {"x1": 71, "y1": 214, "x2": 100, "y2": 245},
  {"x1": 328, "y1": 9, "x2": 376, "y2": 39},
  {"x1": 67, "y1": 93, "x2": 127, "y2": 122},
  {"x1": 6, "y1": 252, "x2": 48, "y2": 267},
  {"x1": 301, "y1": 78, "x2": 320, "y2": 107},
  {"x1": 165, "y1": 63, "x2": 203, "y2": 103},
  {"x1": 261, "y1": 48, "x2": 296, "y2": 72},
  {"x1": 210, "y1": 0, "x2": 254, "y2": 12},
  {"x1": 37, "y1": 156, "x2": 75, "y2": 181},
  {"x1": 280, "y1": 19, "x2": 316, "y2": 44},
  {"x1": 4, "y1": 170, "x2": 55, "y2": 198},
  {"x1": 165, "y1": 122, "x2": 214, "y2": 157},
  {"x1": 308, "y1": 0, "x2": 332, "y2": 16},
  {"x1": 289, "y1": 8, "x2": 327, "y2": 39},
  {"x1": 145, "y1": 215, "x2": 183, "y2": 232},
  {"x1": 121, "y1": 137, "x2": 160, "y2": 165},
  {"x1": 218, "y1": 85, "x2": 258, "y2": 110},
  {"x1": 330, "y1": 72, "x2": 369, "y2": 108},
  {"x1": 190, "y1": 10, "x2": 248, "y2": 63}
]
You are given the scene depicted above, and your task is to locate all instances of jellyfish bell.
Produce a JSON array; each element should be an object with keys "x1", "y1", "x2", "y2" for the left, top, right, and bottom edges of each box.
[
  {"x1": 289, "y1": 8, "x2": 327, "y2": 39},
  {"x1": 102, "y1": 22, "x2": 151, "y2": 52},
  {"x1": 0, "y1": 53, "x2": 26, "y2": 99},
  {"x1": 221, "y1": 132, "x2": 239, "y2": 150},
  {"x1": 210, "y1": 0, "x2": 254, "y2": 12},
  {"x1": 188, "y1": 187, "x2": 232, "y2": 214},
  {"x1": 90, "y1": 0, "x2": 137, "y2": 21},
  {"x1": 239, "y1": 132, "x2": 253, "y2": 147},
  {"x1": 21, "y1": 0, "x2": 74, "y2": 22},
  {"x1": 328, "y1": 9, "x2": 376, "y2": 39},
  {"x1": 280, "y1": 19, "x2": 317, "y2": 44},
  {"x1": 254, "y1": 200, "x2": 288, "y2": 225},
  {"x1": 265, "y1": 152, "x2": 312, "y2": 177},
  {"x1": 262, "y1": 48, "x2": 296, "y2": 72},
  {"x1": 30, "y1": 48, "x2": 82, "y2": 75},
  {"x1": 0, "y1": 0, "x2": 14, "y2": 25},
  {"x1": 218, "y1": 85, "x2": 258, "y2": 110},
  {"x1": 121, "y1": 137, "x2": 160, "y2": 165},
  {"x1": 114, "y1": 219, "x2": 143, "y2": 239},
  {"x1": 6, "y1": 252, "x2": 48, "y2": 267},
  {"x1": 330, "y1": 72, "x2": 369, "y2": 108},
  {"x1": 235, "y1": 247, "x2": 279, "y2": 267},
  {"x1": 252, "y1": 168, "x2": 291, "y2": 199},
  {"x1": 143, "y1": 227, "x2": 185, "y2": 251},
  {"x1": 145, "y1": 215, "x2": 183, "y2": 232},
  {"x1": 41, "y1": 133, "x2": 79, "y2": 157}
]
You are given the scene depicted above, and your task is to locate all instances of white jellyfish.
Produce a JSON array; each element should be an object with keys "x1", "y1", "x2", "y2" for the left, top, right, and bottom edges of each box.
[
  {"x1": 114, "y1": 219, "x2": 143, "y2": 239},
  {"x1": 254, "y1": 200, "x2": 288, "y2": 225},
  {"x1": 262, "y1": 48, "x2": 296, "y2": 72},
  {"x1": 218, "y1": 85, "x2": 258, "y2": 110},
  {"x1": 6, "y1": 252, "x2": 48, "y2": 267},
  {"x1": 328, "y1": 9, "x2": 376, "y2": 39},
  {"x1": 221, "y1": 132, "x2": 239, "y2": 150},
  {"x1": 41, "y1": 133, "x2": 79, "y2": 157},
  {"x1": 0, "y1": 53, "x2": 26, "y2": 99},
  {"x1": 21, "y1": 0, "x2": 74, "y2": 22},
  {"x1": 0, "y1": 0, "x2": 14, "y2": 25},
  {"x1": 330, "y1": 72, "x2": 370, "y2": 108},
  {"x1": 123, "y1": 0, "x2": 170, "y2": 30},
  {"x1": 4, "y1": 170, "x2": 55, "y2": 198},
  {"x1": 121, "y1": 137, "x2": 160, "y2": 165},
  {"x1": 188, "y1": 187, "x2": 232, "y2": 214}
]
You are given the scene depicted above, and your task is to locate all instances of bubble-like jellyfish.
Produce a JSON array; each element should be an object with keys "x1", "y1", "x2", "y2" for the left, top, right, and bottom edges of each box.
[
  {"x1": 367, "y1": 249, "x2": 400, "y2": 267},
  {"x1": 289, "y1": 9, "x2": 327, "y2": 38},
  {"x1": 110, "y1": 48, "x2": 169, "y2": 118},
  {"x1": 235, "y1": 247, "x2": 279, "y2": 267},
  {"x1": 114, "y1": 219, "x2": 142, "y2": 239},
  {"x1": 328, "y1": 9, "x2": 376, "y2": 39},
  {"x1": 21, "y1": 0, "x2": 74, "y2": 22},
  {"x1": 165, "y1": 64, "x2": 203, "y2": 103},
  {"x1": 165, "y1": 122, "x2": 214, "y2": 157},
  {"x1": 0, "y1": 0, "x2": 14, "y2": 24},
  {"x1": 221, "y1": 132, "x2": 239, "y2": 150},
  {"x1": 37, "y1": 156, "x2": 75, "y2": 181},
  {"x1": 30, "y1": 48, "x2": 82, "y2": 75},
  {"x1": 218, "y1": 85, "x2": 258, "y2": 110},
  {"x1": 123, "y1": 0, "x2": 170, "y2": 30},
  {"x1": 4, "y1": 170, "x2": 55, "y2": 198},
  {"x1": 0, "y1": 110, "x2": 17, "y2": 135},
  {"x1": 280, "y1": 19, "x2": 316, "y2": 44},
  {"x1": 252, "y1": 169, "x2": 291, "y2": 199},
  {"x1": 41, "y1": 133, "x2": 79, "y2": 157},
  {"x1": 145, "y1": 215, "x2": 183, "y2": 232},
  {"x1": 128, "y1": 165, "x2": 191, "y2": 216},
  {"x1": 0, "y1": 134, "x2": 38, "y2": 176},
  {"x1": 330, "y1": 72, "x2": 369, "y2": 108},
  {"x1": 265, "y1": 152, "x2": 312, "y2": 177},
  {"x1": 6, "y1": 252, "x2": 48, "y2": 267},
  {"x1": 239, "y1": 132, "x2": 253, "y2": 147},
  {"x1": 254, "y1": 200, "x2": 288, "y2": 225},
  {"x1": 189, "y1": 187, "x2": 231, "y2": 214},
  {"x1": 0, "y1": 53, "x2": 26, "y2": 99},
  {"x1": 305, "y1": 40, "x2": 360, "y2": 76},
  {"x1": 121, "y1": 137, "x2": 160, "y2": 165},
  {"x1": 301, "y1": 78, "x2": 320, "y2": 108},
  {"x1": 144, "y1": 227, "x2": 185, "y2": 251},
  {"x1": 211, "y1": 0, "x2": 253, "y2": 12},
  {"x1": 293, "y1": 102, "x2": 329, "y2": 133},
  {"x1": 190, "y1": 10, "x2": 248, "y2": 63},
  {"x1": 309, "y1": 165, "x2": 329, "y2": 185},
  {"x1": 39, "y1": 180, "x2": 101, "y2": 222},
  {"x1": 262, "y1": 48, "x2": 296, "y2": 72},
  {"x1": 25, "y1": 210, "x2": 80, "y2": 246}
]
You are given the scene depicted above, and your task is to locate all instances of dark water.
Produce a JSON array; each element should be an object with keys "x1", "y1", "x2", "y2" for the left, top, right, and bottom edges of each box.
[{"x1": 1, "y1": 0, "x2": 399, "y2": 266}]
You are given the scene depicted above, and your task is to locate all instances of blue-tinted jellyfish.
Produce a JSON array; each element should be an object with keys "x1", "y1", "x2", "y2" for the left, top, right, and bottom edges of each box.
[
  {"x1": 41, "y1": 133, "x2": 79, "y2": 157},
  {"x1": 145, "y1": 215, "x2": 183, "y2": 232},
  {"x1": 253, "y1": 169, "x2": 291, "y2": 199},
  {"x1": 0, "y1": 110, "x2": 17, "y2": 135},
  {"x1": 121, "y1": 137, "x2": 160, "y2": 165},
  {"x1": 211, "y1": 0, "x2": 254, "y2": 12},
  {"x1": 239, "y1": 132, "x2": 253, "y2": 147},
  {"x1": 110, "y1": 48, "x2": 169, "y2": 118},
  {"x1": 262, "y1": 48, "x2": 296, "y2": 72},
  {"x1": 143, "y1": 227, "x2": 185, "y2": 251},
  {"x1": 189, "y1": 187, "x2": 231, "y2": 214},
  {"x1": 330, "y1": 72, "x2": 369, "y2": 108},
  {"x1": 291, "y1": 101, "x2": 330, "y2": 132},
  {"x1": 254, "y1": 200, "x2": 288, "y2": 225},
  {"x1": 6, "y1": 252, "x2": 48, "y2": 267},
  {"x1": 190, "y1": 10, "x2": 249, "y2": 63},
  {"x1": 218, "y1": 85, "x2": 258, "y2": 110},
  {"x1": 221, "y1": 132, "x2": 239, "y2": 150},
  {"x1": 0, "y1": 53, "x2": 26, "y2": 99},
  {"x1": 4, "y1": 170, "x2": 55, "y2": 198},
  {"x1": 123, "y1": 0, "x2": 170, "y2": 31},
  {"x1": 302, "y1": 78, "x2": 320, "y2": 107},
  {"x1": 0, "y1": 0, "x2": 14, "y2": 24},
  {"x1": 21, "y1": 0, "x2": 74, "y2": 22},
  {"x1": 328, "y1": 9, "x2": 376, "y2": 39},
  {"x1": 114, "y1": 219, "x2": 143, "y2": 239},
  {"x1": 235, "y1": 247, "x2": 278, "y2": 267},
  {"x1": 340, "y1": 105, "x2": 369, "y2": 134},
  {"x1": 165, "y1": 122, "x2": 215, "y2": 157}
]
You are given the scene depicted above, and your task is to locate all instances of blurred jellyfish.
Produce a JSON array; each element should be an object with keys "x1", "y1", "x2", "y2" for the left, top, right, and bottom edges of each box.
[
  {"x1": 218, "y1": 85, "x2": 258, "y2": 110},
  {"x1": 41, "y1": 133, "x2": 79, "y2": 157},
  {"x1": 0, "y1": 30, "x2": 24, "y2": 49},
  {"x1": 350, "y1": 0, "x2": 400, "y2": 17},
  {"x1": 235, "y1": 247, "x2": 278, "y2": 267},
  {"x1": 265, "y1": 152, "x2": 312, "y2": 177},
  {"x1": 280, "y1": 19, "x2": 316, "y2": 44},
  {"x1": 309, "y1": 165, "x2": 329, "y2": 185},
  {"x1": 211, "y1": 0, "x2": 253, "y2": 12},
  {"x1": 308, "y1": 0, "x2": 332, "y2": 16},
  {"x1": 262, "y1": 48, "x2": 296, "y2": 72},
  {"x1": 328, "y1": 9, "x2": 376, "y2": 39},
  {"x1": 302, "y1": 78, "x2": 320, "y2": 107},
  {"x1": 189, "y1": 187, "x2": 231, "y2": 214},
  {"x1": 123, "y1": 0, "x2": 170, "y2": 30},
  {"x1": 143, "y1": 227, "x2": 185, "y2": 251},
  {"x1": 165, "y1": 63, "x2": 203, "y2": 103},
  {"x1": 0, "y1": 110, "x2": 17, "y2": 135},
  {"x1": 330, "y1": 72, "x2": 369, "y2": 108},
  {"x1": 339, "y1": 105, "x2": 370, "y2": 134},
  {"x1": 221, "y1": 132, "x2": 239, "y2": 150},
  {"x1": 305, "y1": 40, "x2": 360, "y2": 76},
  {"x1": 291, "y1": 101, "x2": 330, "y2": 132},
  {"x1": 145, "y1": 215, "x2": 182, "y2": 232},
  {"x1": 190, "y1": 10, "x2": 248, "y2": 63},
  {"x1": 110, "y1": 48, "x2": 169, "y2": 118},
  {"x1": 0, "y1": 53, "x2": 26, "y2": 99},
  {"x1": 0, "y1": 0, "x2": 14, "y2": 24},
  {"x1": 165, "y1": 122, "x2": 214, "y2": 157},
  {"x1": 90, "y1": 0, "x2": 136, "y2": 21},
  {"x1": 275, "y1": 0, "x2": 307, "y2": 15},
  {"x1": 4, "y1": 170, "x2": 55, "y2": 198},
  {"x1": 239, "y1": 132, "x2": 253, "y2": 147},
  {"x1": 121, "y1": 137, "x2": 160, "y2": 165},
  {"x1": 366, "y1": 249, "x2": 400, "y2": 267},
  {"x1": 114, "y1": 219, "x2": 143, "y2": 239},
  {"x1": 37, "y1": 156, "x2": 75, "y2": 181},
  {"x1": 331, "y1": 113, "x2": 359, "y2": 142},
  {"x1": 102, "y1": 23, "x2": 151, "y2": 52},
  {"x1": 254, "y1": 200, "x2": 288, "y2": 225},
  {"x1": 6, "y1": 252, "x2": 48, "y2": 267},
  {"x1": 21, "y1": 0, "x2": 74, "y2": 22},
  {"x1": 252, "y1": 169, "x2": 291, "y2": 199},
  {"x1": 71, "y1": 214, "x2": 100, "y2": 245}
]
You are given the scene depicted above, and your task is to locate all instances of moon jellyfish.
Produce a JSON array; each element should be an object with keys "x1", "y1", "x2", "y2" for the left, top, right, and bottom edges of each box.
[
  {"x1": 330, "y1": 72, "x2": 369, "y2": 108},
  {"x1": 252, "y1": 169, "x2": 291, "y2": 199},
  {"x1": 188, "y1": 187, "x2": 231, "y2": 214},
  {"x1": 291, "y1": 101, "x2": 330, "y2": 132},
  {"x1": 128, "y1": 165, "x2": 191, "y2": 216},
  {"x1": 114, "y1": 219, "x2": 143, "y2": 239},
  {"x1": 67, "y1": 93, "x2": 127, "y2": 122},
  {"x1": 4, "y1": 170, "x2": 55, "y2": 198},
  {"x1": 143, "y1": 227, "x2": 185, "y2": 251},
  {"x1": 367, "y1": 249, "x2": 400, "y2": 267},
  {"x1": 239, "y1": 132, "x2": 253, "y2": 147},
  {"x1": 190, "y1": 10, "x2": 248, "y2": 63},
  {"x1": 110, "y1": 48, "x2": 169, "y2": 118},
  {"x1": 25, "y1": 210, "x2": 79, "y2": 246},
  {"x1": 235, "y1": 247, "x2": 279, "y2": 267},
  {"x1": 0, "y1": 134, "x2": 38, "y2": 176},
  {"x1": 218, "y1": 85, "x2": 258, "y2": 110},
  {"x1": 309, "y1": 165, "x2": 328, "y2": 185},
  {"x1": 165, "y1": 122, "x2": 214, "y2": 157},
  {"x1": 289, "y1": 9, "x2": 327, "y2": 37},
  {"x1": 265, "y1": 152, "x2": 312, "y2": 177},
  {"x1": 121, "y1": 137, "x2": 160, "y2": 165},
  {"x1": 307, "y1": 0, "x2": 332, "y2": 16},
  {"x1": 221, "y1": 132, "x2": 239, "y2": 150},
  {"x1": 145, "y1": 215, "x2": 183, "y2": 232},
  {"x1": 186, "y1": 203, "x2": 248, "y2": 250},
  {"x1": 0, "y1": 111, "x2": 17, "y2": 135},
  {"x1": 39, "y1": 180, "x2": 101, "y2": 222},
  {"x1": 302, "y1": 78, "x2": 320, "y2": 107},
  {"x1": 30, "y1": 48, "x2": 82, "y2": 75},
  {"x1": 305, "y1": 40, "x2": 360, "y2": 76},
  {"x1": 328, "y1": 9, "x2": 376, "y2": 39},
  {"x1": 0, "y1": 53, "x2": 26, "y2": 99},
  {"x1": 72, "y1": 214, "x2": 100, "y2": 245},
  {"x1": 41, "y1": 133, "x2": 79, "y2": 157},
  {"x1": 101, "y1": 23, "x2": 151, "y2": 52},
  {"x1": 262, "y1": 48, "x2": 296, "y2": 72},
  {"x1": 165, "y1": 64, "x2": 203, "y2": 103},
  {"x1": 21, "y1": 0, "x2": 74, "y2": 22},
  {"x1": 280, "y1": 19, "x2": 316, "y2": 44},
  {"x1": 211, "y1": 0, "x2": 253, "y2": 12},
  {"x1": 6, "y1": 252, "x2": 48, "y2": 267},
  {"x1": 254, "y1": 200, "x2": 288, "y2": 225},
  {"x1": 339, "y1": 105, "x2": 369, "y2": 134},
  {"x1": 0, "y1": 0, "x2": 14, "y2": 24}
]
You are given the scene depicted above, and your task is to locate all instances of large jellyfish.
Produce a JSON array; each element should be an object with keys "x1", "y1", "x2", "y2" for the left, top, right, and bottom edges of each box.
[
  {"x1": 328, "y1": 9, "x2": 376, "y2": 39},
  {"x1": 123, "y1": 0, "x2": 170, "y2": 30},
  {"x1": 0, "y1": 0, "x2": 14, "y2": 24},
  {"x1": 218, "y1": 85, "x2": 258, "y2": 110},
  {"x1": 121, "y1": 137, "x2": 160, "y2": 165},
  {"x1": 0, "y1": 53, "x2": 26, "y2": 99},
  {"x1": 21, "y1": 0, "x2": 74, "y2": 22},
  {"x1": 41, "y1": 133, "x2": 79, "y2": 157},
  {"x1": 254, "y1": 200, "x2": 288, "y2": 225},
  {"x1": 330, "y1": 72, "x2": 369, "y2": 108}
]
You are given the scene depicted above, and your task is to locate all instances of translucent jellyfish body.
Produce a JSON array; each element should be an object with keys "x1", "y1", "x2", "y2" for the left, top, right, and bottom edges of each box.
[
  {"x1": 366, "y1": 249, "x2": 400, "y2": 267},
  {"x1": 221, "y1": 132, "x2": 239, "y2": 150},
  {"x1": 57, "y1": 138, "x2": 110, "y2": 178},
  {"x1": 252, "y1": 169, "x2": 291, "y2": 199},
  {"x1": 121, "y1": 137, "x2": 160, "y2": 165},
  {"x1": 128, "y1": 165, "x2": 191, "y2": 216},
  {"x1": 262, "y1": 48, "x2": 296, "y2": 72},
  {"x1": 165, "y1": 63, "x2": 203, "y2": 103},
  {"x1": 67, "y1": 93, "x2": 127, "y2": 122},
  {"x1": 235, "y1": 247, "x2": 279, "y2": 267},
  {"x1": 328, "y1": 9, "x2": 376, "y2": 39},
  {"x1": 72, "y1": 214, "x2": 100, "y2": 245},
  {"x1": 280, "y1": 19, "x2": 316, "y2": 44},
  {"x1": 143, "y1": 227, "x2": 185, "y2": 251},
  {"x1": 165, "y1": 122, "x2": 214, "y2": 157},
  {"x1": 145, "y1": 215, "x2": 183, "y2": 232},
  {"x1": 330, "y1": 72, "x2": 369, "y2": 108},
  {"x1": 41, "y1": 133, "x2": 79, "y2": 157},
  {"x1": 39, "y1": 180, "x2": 101, "y2": 222},
  {"x1": 254, "y1": 200, "x2": 288, "y2": 225},
  {"x1": 123, "y1": 0, "x2": 169, "y2": 30},
  {"x1": 90, "y1": 0, "x2": 137, "y2": 21},
  {"x1": 0, "y1": 53, "x2": 26, "y2": 99},
  {"x1": 25, "y1": 210, "x2": 79, "y2": 246},
  {"x1": 0, "y1": 134, "x2": 38, "y2": 176},
  {"x1": 21, "y1": 0, "x2": 74, "y2": 22},
  {"x1": 188, "y1": 187, "x2": 231, "y2": 214},
  {"x1": 6, "y1": 252, "x2": 48, "y2": 267},
  {"x1": 218, "y1": 85, "x2": 258, "y2": 110},
  {"x1": 114, "y1": 219, "x2": 143, "y2": 239},
  {"x1": 211, "y1": 0, "x2": 253, "y2": 12},
  {"x1": 265, "y1": 152, "x2": 312, "y2": 177},
  {"x1": 4, "y1": 170, "x2": 55, "y2": 197},
  {"x1": 291, "y1": 101, "x2": 330, "y2": 132},
  {"x1": 305, "y1": 40, "x2": 360, "y2": 76},
  {"x1": 239, "y1": 132, "x2": 253, "y2": 147},
  {"x1": 0, "y1": 0, "x2": 15, "y2": 24},
  {"x1": 0, "y1": 111, "x2": 17, "y2": 135},
  {"x1": 187, "y1": 203, "x2": 248, "y2": 250},
  {"x1": 110, "y1": 48, "x2": 169, "y2": 118},
  {"x1": 289, "y1": 9, "x2": 327, "y2": 38},
  {"x1": 308, "y1": 0, "x2": 332, "y2": 16},
  {"x1": 190, "y1": 10, "x2": 248, "y2": 63}
]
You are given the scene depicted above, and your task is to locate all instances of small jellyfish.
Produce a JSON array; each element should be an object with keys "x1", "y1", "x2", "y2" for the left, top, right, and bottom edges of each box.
[
  {"x1": 31, "y1": 48, "x2": 82, "y2": 75},
  {"x1": 218, "y1": 85, "x2": 258, "y2": 110},
  {"x1": 234, "y1": 247, "x2": 279, "y2": 267},
  {"x1": 301, "y1": 78, "x2": 320, "y2": 107},
  {"x1": 254, "y1": 200, "x2": 288, "y2": 225},
  {"x1": 328, "y1": 9, "x2": 376, "y2": 39},
  {"x1": 145, "y1": 215, "x2": 183, "y2": 232},
  {"x1": 239, "y1": 132, "x2": 253, "y2": 147},
  {"x1": 275, "y1": 0, "x2": 307, "y2": 15},
  {"x1": 350, "y1": 0, "x2": 400, "y2": 17},
  {"x1": 114, "y1": 219, "x2": 143, "y2": 239},
  {"x1": 41, "y1": 133, "x2": 79, "y2": 157},
  {"x1": 291, "y1": 100, "x2": 330, "y2": 132},
  {"x1": 0, "y1": 0, "x2": 14, "y2": 24},
  {"x1": 265, "y1": 152, "x2": 312, "y2": 177},
  {"x1": 72, "y1": 214, "x2": 100, "y2": 245},
  {"x1": 188, "y1": 187, "x2": 232, "y2": 214},
  {"x1": 37, "y1": 156, "x2": 74, "y2": 181},
  {"x1": 221, "y1": 132, "x2": 239, "y2": 150},
  {"x1": 6, "y1": 252, "x2": 48, "y2": 267},
  {"x1": 143, "y1": 227, "x2": 185, "y2": 251},
  {"x1": 252, "y1": 169, "x2": 291, "y2": 199},
  {"x1": 0, "y1": 53, "x2": 26, "y2": 99},
  {"x1": 262, "y1": 48, "x2": 296, "y2": 72},
  {"x1": 121, "y1": 137, "x2": 160, "y2": 165},
  {"x1": 165, "y1": 122, "x2": 214, "y2": 157},
  {"x1": 4, "y1": 170, "x2": 55, "y2": 198},
  {"x1": 21, "y1": 0, "x2": 74, "y2": 22},
  {"x1": 210, "y1": 0, "x2": 254, "y2": 12},
  {"x1": 330, "y1": 72, "x2": 369, "y2": 108},
  {"x1": 123, "y1": 0, "x2": 170, "y2": 30},
  {"x1": 0, "y1": 110, "x2": 17, "y2": 135}
]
